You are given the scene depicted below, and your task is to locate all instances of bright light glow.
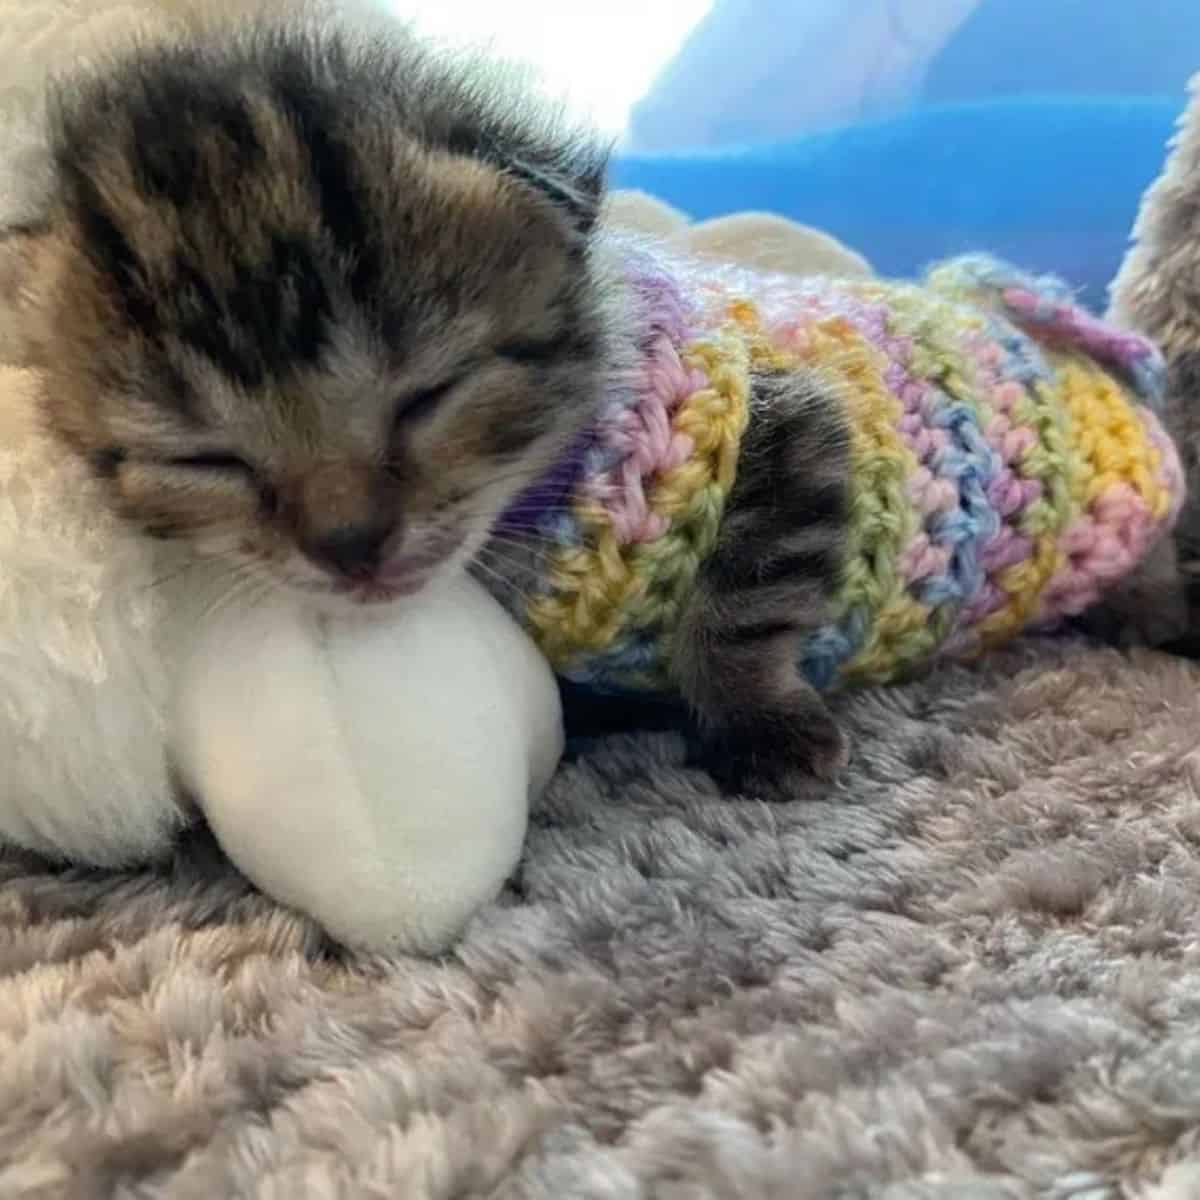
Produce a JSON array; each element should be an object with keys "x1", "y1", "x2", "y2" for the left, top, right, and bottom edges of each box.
[{"x1": 387, "y1": 0, "x2": 712, "y2": 140}]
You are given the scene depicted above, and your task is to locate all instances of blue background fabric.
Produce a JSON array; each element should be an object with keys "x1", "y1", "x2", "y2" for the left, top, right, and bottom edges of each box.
[
  {"x1": 615, "y1": 0, "x2": 1197, "y2": 305},
  {"x1": 612, "y1": 97, "x2": 1182, "y2": 307},
  {"x1": 921, "y1": 0, "x2": 1200, "y2": 105},
  {"x1": 628, "y1": 0, "x2": 1199, "y2": 150}
]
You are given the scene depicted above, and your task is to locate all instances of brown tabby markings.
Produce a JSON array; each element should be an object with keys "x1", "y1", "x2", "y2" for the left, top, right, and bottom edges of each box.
[
  {"x1": 673, "y1": 370, "x2": 852, "y2": 790},
  {"x1": 11, "y1": 26, "x2": 610, "y2": 594}
]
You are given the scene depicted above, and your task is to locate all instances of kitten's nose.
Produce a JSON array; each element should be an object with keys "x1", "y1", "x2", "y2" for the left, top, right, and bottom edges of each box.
[
  {"x1": 295, "y1": 464, "x2": 398, "y2": 581},
  {"x1": 304, "y1": 520, "x2": 394, "y2": 580}
]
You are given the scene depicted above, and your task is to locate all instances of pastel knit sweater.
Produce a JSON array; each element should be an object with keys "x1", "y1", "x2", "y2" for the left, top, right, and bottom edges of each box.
[{"x1": 497, "y1": 246, "x2": 1184, "y2": 695}]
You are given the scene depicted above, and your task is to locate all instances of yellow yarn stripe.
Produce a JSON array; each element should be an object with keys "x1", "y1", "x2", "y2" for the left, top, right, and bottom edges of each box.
[
  {"x1": 1055, "y1": 355, "x2": 1171, "y2": 518},
  {"x1": 795, "y1": 317, "x2": 930, "y2": 685}
]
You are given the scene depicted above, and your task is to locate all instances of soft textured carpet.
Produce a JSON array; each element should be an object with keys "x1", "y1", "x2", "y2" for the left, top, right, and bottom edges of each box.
[{"x1": 3, "y1": 638, "x2": 1200, "y2": 1199}]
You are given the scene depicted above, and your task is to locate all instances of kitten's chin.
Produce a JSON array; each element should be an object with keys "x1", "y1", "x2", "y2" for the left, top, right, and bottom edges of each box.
[
  {"x1": 270, "y1": 525, "x2": 486, "y2": 619},
  {"x1": 284, "y1": 552, "x2": 471, "y2": 619},
  {"x1": 287, "y1": 576, "x2": 439, "y2": 620}
]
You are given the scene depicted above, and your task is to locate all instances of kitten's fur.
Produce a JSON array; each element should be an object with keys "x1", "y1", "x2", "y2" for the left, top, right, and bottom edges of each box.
[{"x1": 0, "y1": 18, "x2": 850, "y2": 793}]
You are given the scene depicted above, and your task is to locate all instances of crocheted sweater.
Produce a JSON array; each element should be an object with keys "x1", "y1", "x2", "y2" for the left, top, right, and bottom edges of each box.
[{"x1": 497, "y1": 246, "x2": 1184, "y2": 695}]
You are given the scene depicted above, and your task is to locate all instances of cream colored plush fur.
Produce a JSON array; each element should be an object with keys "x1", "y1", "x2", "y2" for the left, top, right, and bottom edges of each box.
[
  {"x1": 603, "y1": 188, "x2": 874, "y2": 278},
  {"x1": 0, "y1": 365, "x2": 184, "y2": 865},
  {"x1": 681, "y1": 212, "x2": 874, "y2": 277},
  {"x1": 0, "y1": 0, "x2": 282, "y2": 863}
]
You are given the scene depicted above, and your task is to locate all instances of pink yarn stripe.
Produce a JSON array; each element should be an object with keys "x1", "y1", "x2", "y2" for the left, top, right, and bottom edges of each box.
[
  {"x1": 1037, "y1": 484, "x2": 1158, "y2": 618},
  {"x1": 583, "y1": 334, "x2": 702, "y2": 543},
  {"x1": 1001, "y1": 287, "x2": 1160, "y2": 370},
  {"x1": 1142, "y1": 408, "x2": 1186, "y2": 525},
  {"x1": 1036, "y1": 409, "x2": 1186, "y2": 621}
]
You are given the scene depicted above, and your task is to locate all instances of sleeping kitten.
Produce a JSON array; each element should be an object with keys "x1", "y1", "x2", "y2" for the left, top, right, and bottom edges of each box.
[{"x1": 0, "y1": 21, "x2": 851, "y2": 795}]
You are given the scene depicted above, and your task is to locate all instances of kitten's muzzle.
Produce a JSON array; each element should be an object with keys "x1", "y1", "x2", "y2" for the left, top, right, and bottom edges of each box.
[
  {"x1": 293, "y1": 464, "x2": 400, "y2": 581},
  {"x1": 301, "y1": 519, "x2": 395, "y2": 581}
]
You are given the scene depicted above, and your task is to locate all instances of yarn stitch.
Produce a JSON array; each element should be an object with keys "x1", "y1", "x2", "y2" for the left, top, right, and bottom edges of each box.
[{"x1": 498, "y1": 247, "x2": 1183, "y2": 694}]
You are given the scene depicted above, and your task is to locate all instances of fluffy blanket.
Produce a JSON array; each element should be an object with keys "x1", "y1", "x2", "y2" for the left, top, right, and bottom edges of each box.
[{"x1": 3, "y1": 638, "x2": 1200, "y2": 1198}]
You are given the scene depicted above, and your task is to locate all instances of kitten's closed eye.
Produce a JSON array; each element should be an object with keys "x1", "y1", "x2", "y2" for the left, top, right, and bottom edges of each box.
[
  {"x1": 91, "y1": 447, "x2": 128, "y2": 479},
  {"x1": 394, "y1": 378, "x2": 462, "y2": 428},
  {"x1": 161, "y1": 452, "x2": 279, "y2": 514},
  {"x1": 95, "y1": 449, "x2": 256, "y2": 477},
  {"x1": 391, "y1": 344, "x2": 560, "y2": 433},
  {"x1": 167, "y1": 452, "x2": 255, "y2": 474}
]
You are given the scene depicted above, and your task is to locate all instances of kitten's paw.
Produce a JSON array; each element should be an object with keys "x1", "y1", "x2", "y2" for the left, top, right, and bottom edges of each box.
[
  {"x1": 699, "y1": 708, "x2": 848, "y2": 800},
  {"x1": 1078, "y1": 537, "x2": 1191, "y2": 649},
  {"x1": 1080, "y1": 584, "x2": 1190, "y2": 649}
]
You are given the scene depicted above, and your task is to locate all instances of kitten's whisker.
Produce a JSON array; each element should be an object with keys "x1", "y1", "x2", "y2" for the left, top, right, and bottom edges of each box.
[
  {"x1": 473, "y1": 541, "x2": 540, "y2": 581},
  {"x1": 139, "y1": 562, "x2": 203, "y2": 594},
  {"x1": 201, "y1": 562, "x2": 272, "y2": 625},
  {"x1": 481, "y1": 533, "x2": 562, "y2": 561},
  {"x1": 146, "y1": 559, "x2": 244, "y2": 609},
  {"x1": 470, "y1": 552, "x2": 536, "y2": 608},
  {"x1": 480, "y1": 523, "x2": 577, "y2": 548},
  {"x1": 476, "y1": 539, "x2": 558, "y2": 572}
]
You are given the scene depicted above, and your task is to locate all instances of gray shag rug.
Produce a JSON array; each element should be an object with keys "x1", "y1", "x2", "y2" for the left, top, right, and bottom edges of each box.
[{"x1": 4, "y1": 638, "x2": 1200, "y2": 1199}]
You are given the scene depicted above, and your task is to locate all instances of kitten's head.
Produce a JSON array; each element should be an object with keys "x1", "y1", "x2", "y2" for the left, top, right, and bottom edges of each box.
[{"x1": 3, "y1": 25, "x2": 611, "y2": 608}]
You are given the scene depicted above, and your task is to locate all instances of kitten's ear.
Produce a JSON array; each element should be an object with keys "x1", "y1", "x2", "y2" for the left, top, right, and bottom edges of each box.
[
  {"x1": 0, "y1": 225, "x2": 52, "y2": 368},
  {"x1": 447, "y1": 119, "x2": 608, "y2": 238},
  {"x1": 504, "y1": 145, "x2": 608, "y2": 239}
]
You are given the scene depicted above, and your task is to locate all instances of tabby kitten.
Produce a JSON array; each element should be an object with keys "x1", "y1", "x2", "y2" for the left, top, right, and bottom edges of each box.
[{"x1": 1, "y1": 21, "x2": 850, "y2": 794}]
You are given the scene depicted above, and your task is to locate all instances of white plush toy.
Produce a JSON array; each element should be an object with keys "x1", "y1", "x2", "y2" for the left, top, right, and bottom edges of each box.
[
  {"x1": 0, "y1": 362, "x2": 563, "y2": 955},
  {"x1": 170, "y1": 575, "x2": 563, "y2": 955}
]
